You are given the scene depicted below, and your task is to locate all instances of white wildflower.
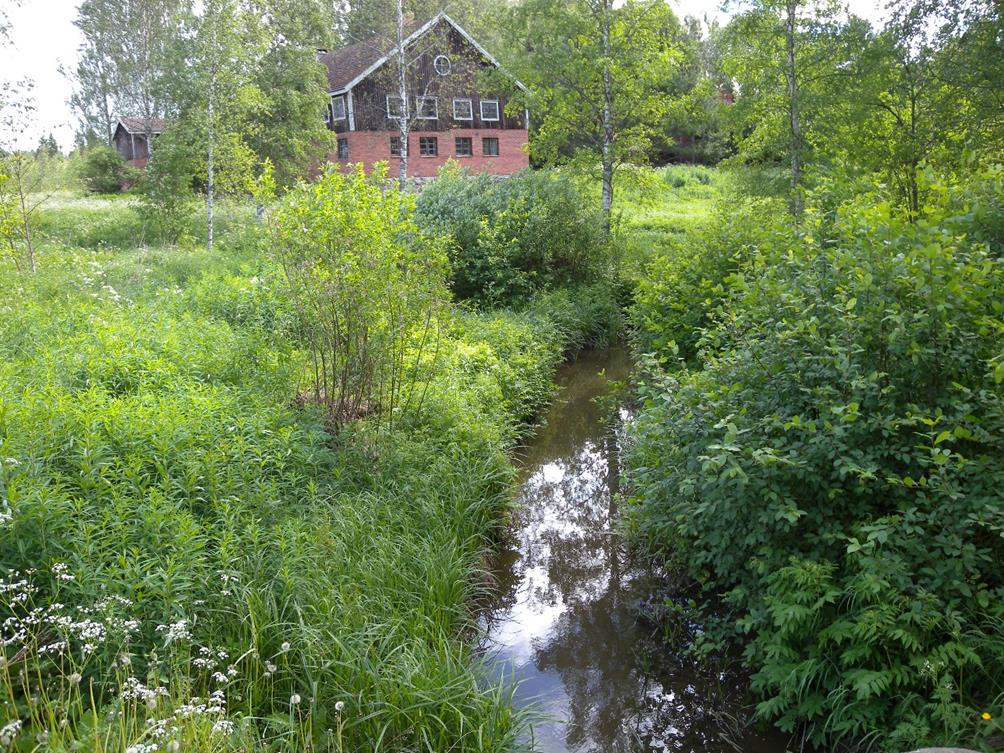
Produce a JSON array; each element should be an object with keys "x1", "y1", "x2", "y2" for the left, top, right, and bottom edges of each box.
[
  {"x1": 166, "y1": 741, "x2": 180, "y2": 753},
  {"x1": 0, "y1": 720, "x2": 22, "y2": 746},
  {"x1": 289, "y1": 694, "x2": 301, "y2": 706},
  {"x1": 335, "y1": 700, "x2": 345, "y2": 712},
  {"x1": 211, "y1": 719, "x2": 234, "y2": 735},
  {"x1": 68, "y1": 672, "x2": 82, "y2": 685},
  {"x1": 280, "y1": 641, "x2": 291, "y2": 652},
  {"x1": 155, "y1": 619, "x2": 190, "y2": 644}
]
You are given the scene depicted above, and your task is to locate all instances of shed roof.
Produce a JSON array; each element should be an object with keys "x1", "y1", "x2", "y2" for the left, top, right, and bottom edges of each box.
[{"x1": 116, "y1": 117, "x2": 167, "y2": 134}]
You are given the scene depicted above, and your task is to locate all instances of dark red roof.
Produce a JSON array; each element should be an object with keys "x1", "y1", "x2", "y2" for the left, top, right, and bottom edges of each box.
[{"x1": 320, "y1": 18, "x2": 427, "y2": 92}]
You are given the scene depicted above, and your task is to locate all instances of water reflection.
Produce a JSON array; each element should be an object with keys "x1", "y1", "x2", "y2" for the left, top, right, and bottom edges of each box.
[{"x1": 481, "y1": 348, "x2": 787, "y2": 753}]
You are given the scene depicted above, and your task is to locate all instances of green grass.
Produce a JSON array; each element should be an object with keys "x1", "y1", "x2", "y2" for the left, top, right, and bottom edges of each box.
[{"x1": 0, "y1": 192, "x2": 619, "y2": 753}]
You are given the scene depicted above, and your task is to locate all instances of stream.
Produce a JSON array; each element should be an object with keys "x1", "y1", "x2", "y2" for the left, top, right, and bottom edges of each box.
[{"x1": 480, "y1": 347, "x2": 787, "y2": 753}]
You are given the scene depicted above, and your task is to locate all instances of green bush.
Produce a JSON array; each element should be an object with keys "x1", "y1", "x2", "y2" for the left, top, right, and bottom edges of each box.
[
  {"x1": 415, "y1": 165, "x2": 610, "y2": 306},
  {"x1": 78, "y1": 146, "x2": 137, "y2": 194},
  {"x1": 627, "y1": 169, "x2": 1004, "y2": 750},
  {"x1": 630, "y1": 198, "x2": 780, "y2": 363}
]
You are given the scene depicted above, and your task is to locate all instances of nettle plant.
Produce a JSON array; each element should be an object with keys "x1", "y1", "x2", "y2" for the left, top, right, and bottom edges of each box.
[
  {"x1": 264, "y1": 163, "x2": 450, "y2": 429},
  {"x1": 0, "y1": 565, "x2": 346, "y2": 753}
]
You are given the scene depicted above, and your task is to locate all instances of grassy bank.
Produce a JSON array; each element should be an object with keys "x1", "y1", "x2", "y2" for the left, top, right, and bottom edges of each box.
[{"x1": 0, "y1": 188, "x2": 619, "y2": 752}]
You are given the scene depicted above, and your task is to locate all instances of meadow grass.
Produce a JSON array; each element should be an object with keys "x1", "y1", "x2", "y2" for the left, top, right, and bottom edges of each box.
[{"x1": 0, "y1": 194, "x2": 619, "y2": 752}]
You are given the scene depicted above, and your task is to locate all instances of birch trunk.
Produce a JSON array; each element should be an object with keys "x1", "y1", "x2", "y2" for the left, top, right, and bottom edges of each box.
[
  {"x1": 600, "y1": 0, "x2": 614, "y2": 232},
  {"x1": 396, "y1": 0, "x2": 409, "y2": 190},
  {"x1": 784, "y1": 0, "x2": 803, "y2": 223}
]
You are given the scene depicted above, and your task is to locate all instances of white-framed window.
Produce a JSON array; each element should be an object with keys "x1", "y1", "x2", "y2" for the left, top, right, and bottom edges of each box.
[
  {"x1": 434, "y1": 55, "x2": 452, "y2": 76},
  {"x1": 415, "y1": 96, "x2": 438, "y2": 119},
  {"x1": 480, "y1": 99, "x2": 500, "y2": 122},
  {"x1": 386, "y1": 95, "x2": 407, "y2": 119},
  {"x1": 331, "y1": 95, "x2": 346, "y2": 121},
  {"x1": 453, "y1": 98, "x2": 473, "y2": 121}
]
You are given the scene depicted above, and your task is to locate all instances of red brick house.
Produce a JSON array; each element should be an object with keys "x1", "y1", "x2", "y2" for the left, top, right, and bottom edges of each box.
[
  {"x1": 112, "y1": 117, "x2": 165, "y2": 168},
  {"x1": 319, "y1": 13, "x2": 529, "y2": 178}
]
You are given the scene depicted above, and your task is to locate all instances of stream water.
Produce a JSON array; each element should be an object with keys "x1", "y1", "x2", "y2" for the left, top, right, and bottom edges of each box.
[{"x1": 480, "y1": 347, "x2": 787, "y2": 753}]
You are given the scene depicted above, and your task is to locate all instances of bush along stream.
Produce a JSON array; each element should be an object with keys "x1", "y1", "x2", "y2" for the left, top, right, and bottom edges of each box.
[{"x1": 625, "y1": 169, "x2": 1004, "y2": 752}]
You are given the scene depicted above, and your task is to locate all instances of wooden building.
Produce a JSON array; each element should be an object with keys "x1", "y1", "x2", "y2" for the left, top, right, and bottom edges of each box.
[
  {"x1": 112, "y1": 117, "x2": 166, "y2": 168},
  {"x1": 318, "y1": 13, "x2": 529, "y2": 178}
]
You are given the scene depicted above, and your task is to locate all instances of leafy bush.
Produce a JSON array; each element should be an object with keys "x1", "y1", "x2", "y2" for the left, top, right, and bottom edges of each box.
[
  {"x1": 266, "y1": 164, "x2": 450, "y2": 427},
  {"x1": 627, "y1": 170, "x2": 1004, "y2": 750},
  {"x1": 416, "y1": 165, "x2": 610, "y2": 306},
  {"x1": 630, "y1": 199, "x2": 779, "y2": 363},
  {"x1": 78, "y1": 145, "x2": 138, "y2": 193}
]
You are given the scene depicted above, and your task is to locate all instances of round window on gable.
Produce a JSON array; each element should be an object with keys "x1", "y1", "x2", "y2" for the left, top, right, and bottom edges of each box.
[{"x1": 434, "y1": 55, "x2": 451, "y2": 76}]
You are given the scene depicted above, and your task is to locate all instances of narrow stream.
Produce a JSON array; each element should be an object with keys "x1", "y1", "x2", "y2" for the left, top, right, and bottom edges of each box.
[{"x1": 481, "y1": 347, "x2": 786, "y2": 753}]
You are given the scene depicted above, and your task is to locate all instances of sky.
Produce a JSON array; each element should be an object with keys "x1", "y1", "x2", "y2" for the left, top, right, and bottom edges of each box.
[{"x1": 0, "y1": 0, "x2": 892, "y2": 153}]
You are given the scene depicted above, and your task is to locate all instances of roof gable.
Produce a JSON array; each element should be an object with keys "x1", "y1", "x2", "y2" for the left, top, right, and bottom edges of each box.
[
  {"x1": 116, "y1": 117, "x2": 167, "y2": 134},
  {"x1": 321, "y1": 13, "x2": 527, "y2": 95}
]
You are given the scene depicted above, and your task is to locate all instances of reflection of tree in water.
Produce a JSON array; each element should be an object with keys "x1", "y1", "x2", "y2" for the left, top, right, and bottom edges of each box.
[{"x1": 482, "y1": 348, "x2": 784, "y2": 753}]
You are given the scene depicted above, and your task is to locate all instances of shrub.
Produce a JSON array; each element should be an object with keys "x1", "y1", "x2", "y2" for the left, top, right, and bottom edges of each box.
[
  {"x1": 630, "y1": 198, "x2": 780, "y2": 363},
  {"x1": 415, "y1": 165, "x2": 610, "y2": 307},
  {"x1": 626, "y1": 170, "x2": 1004, "y2": 750},
  {"x1": 78, "y1": 145, "x2": 136, "y2": 193},
  {"x1": 266, "y1": 164, "x2": 450, "y2": 427}
]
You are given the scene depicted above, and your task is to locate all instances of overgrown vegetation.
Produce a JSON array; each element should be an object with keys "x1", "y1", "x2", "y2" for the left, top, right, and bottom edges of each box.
[
  {"x1": 626, "y1": 166, "x2": 1004, "y2": 751},
  {"x1": 415, "y1": 166, "x2": 611, "y2": 307},
  {"x1": 0, "y1": 171, "x2": 620, "y2": 751}
]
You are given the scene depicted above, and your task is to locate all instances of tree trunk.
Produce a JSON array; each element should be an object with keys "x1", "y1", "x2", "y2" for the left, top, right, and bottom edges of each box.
[
  {"x1": 600, "y1": 0, "x2": 614, "y2": 232},
  {"x1": 784, "y1": 0, "x2": 803, "y2": 223},
  {"x1": 396, "y1": 0, "x2": 408, "y2": 190},
  {"x1": 207, "y1": 61, "x2": 215, "y2": 250}
]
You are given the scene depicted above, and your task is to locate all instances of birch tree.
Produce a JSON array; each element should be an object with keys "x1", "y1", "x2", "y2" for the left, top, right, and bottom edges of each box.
[{"x1": 505, "y1": 0, "x2": 681, "y2": 229}]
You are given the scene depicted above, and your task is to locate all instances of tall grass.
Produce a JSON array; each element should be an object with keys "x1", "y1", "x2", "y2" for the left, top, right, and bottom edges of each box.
[{"x1": 0, "y1": 194, "x2": 621, "y2": 752}]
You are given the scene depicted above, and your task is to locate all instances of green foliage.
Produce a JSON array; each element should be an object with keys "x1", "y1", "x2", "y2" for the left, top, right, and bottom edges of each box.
[
  {"x1": 78, "y1": 145, "x2": 137, "y2": 193},
  {"x1": 627, "y1": 168, "x2": 1004, "y2": 750},
  {"x1": 138, "y1": 127, "x2": 201, "y2": 243},
  {"x1": 415, "y1": 166, "x2": 610, "y2": 307},
  {"x1": 630, "y1": 197, "x2": 781, "y2": 362},
  {"x1": 0, "y1": 187, "x2": 606, "y2": 750},
  {"x1": 266, "y1": 164, "x2": 450, "y2": 427}
]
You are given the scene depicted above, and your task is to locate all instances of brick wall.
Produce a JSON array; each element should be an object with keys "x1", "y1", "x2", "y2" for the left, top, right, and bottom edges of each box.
[{"x1": 329, "y1": 128, "x2": 529, "y2": 177}]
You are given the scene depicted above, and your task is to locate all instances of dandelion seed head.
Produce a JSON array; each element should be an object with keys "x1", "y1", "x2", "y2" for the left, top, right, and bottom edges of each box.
[
  {"x1": 335, "y1": 700, "x2": 345, "y2": 712},
  {"x1": 289, "y1": 694, "x2": 301, "y2": 706}
]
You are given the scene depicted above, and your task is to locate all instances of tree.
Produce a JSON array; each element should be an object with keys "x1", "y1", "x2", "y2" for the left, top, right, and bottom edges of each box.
[
  {"x1": 265, "y1": 163, "x2": 450, "y2": 429},
  {"x1": 0, "y1": 88, "x2": 47, "y2": 272},
  {"x1": 505, "y1": 0, "x2": 681, "y2": 227},
  {"x1": 720, "y1": 0, "x2": 859, "y2": 221},
  {"x1": 69, "y1": 0, "x2": 190, "y2": 143}
]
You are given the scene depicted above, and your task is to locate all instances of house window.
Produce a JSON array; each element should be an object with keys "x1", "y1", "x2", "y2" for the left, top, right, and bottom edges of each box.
[
  {"x1": 455, "y1": 137, "x2": 472, "y2": 157},
  {"x1": 390, "y1": 136, "x2": 403, "y2": 156},
  {"x1": 453, "y1": 99, "x2": 473, "y2": 121},
  {"x1": 419, "y1": 136, "x2": 438, "y2": 156},
  {"x1": 337, "y1": 138, "x2": 349, "y2": 159},
  {"x1": 386, "y1": 95, "x2": 407, "y2": 119},
  {"x1": 416, "y1": 96, "x2": 438, "y2": 119},
  {"x1": 480, "y1": 99, "x2": 500, "y2": 122},
  {"x1": 434, "y1": 55, "x2": 451, "y2": 76},
  {"x1": 483, "y1": 137, "x2": 499, "y2": 156},
  {"x1": 331, "y1": 95, "x2": 346, "y2": 121}
]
